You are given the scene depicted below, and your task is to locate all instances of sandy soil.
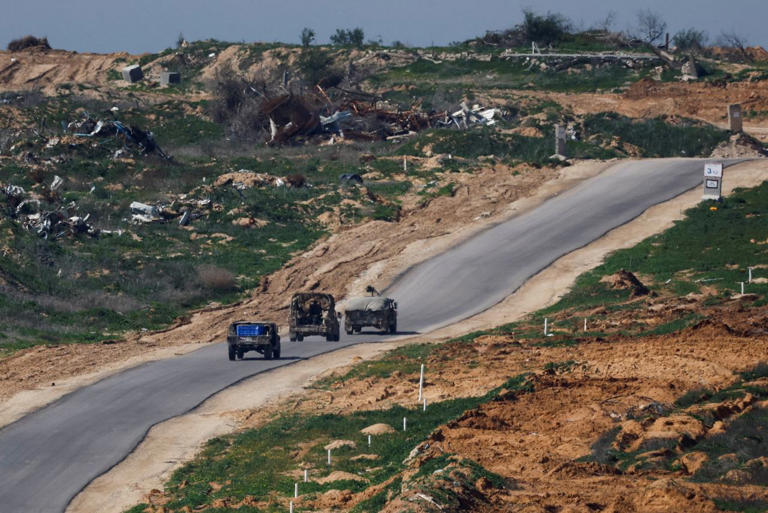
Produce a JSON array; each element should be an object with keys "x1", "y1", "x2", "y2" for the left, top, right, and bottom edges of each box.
[{"x1": 66, "y1": 159, "x2": 768, "y2": 513}]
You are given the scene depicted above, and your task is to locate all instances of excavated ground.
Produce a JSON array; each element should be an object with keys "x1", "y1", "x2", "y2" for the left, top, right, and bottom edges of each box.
[{"x1": 134, "y1": 292, "x2": 768, "y2": 513}]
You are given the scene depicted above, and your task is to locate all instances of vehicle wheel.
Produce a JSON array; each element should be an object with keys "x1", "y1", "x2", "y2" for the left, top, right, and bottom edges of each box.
[
  {"x1": 388, "y1": 322, "x2": 397, "y2": 334},
  {"x1": 289, "y1": 335, "x2": 296, "y2": 342},
  {"x1": 274, "y1": 343, "x2": 281, "y2": 359},
  {"x1": 296, "y1": 334, "x2": 304, "y2": 342},
  {"x1": 237, "y1": 349, "x2": 244, "y2": 360},
  {"x1": 354, "y1": 327, "x2": 361, "y2": 334},
  {"x1": 264, "y1": 345, "x2": 273, "y2": 360},
  {"x1": 228, "y1": 345, "x2": 236, "y2": 361},
  {"x1": 345, "y1": 326, "x2": 353, "y2": 335}
]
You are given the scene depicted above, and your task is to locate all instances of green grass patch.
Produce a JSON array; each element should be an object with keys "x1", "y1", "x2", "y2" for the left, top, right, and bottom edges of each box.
[{"x1": 150, "y1": 372, "x2": 532, "y2": 513}]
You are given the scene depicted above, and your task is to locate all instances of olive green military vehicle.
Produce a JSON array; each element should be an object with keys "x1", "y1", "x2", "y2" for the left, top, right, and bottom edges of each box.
[
  {"x1": 289, "y1": 292, "x2": 341, "y2": 342},
  {"x1": 344, "y1": 296, "x2": 397, "y2": 334}
]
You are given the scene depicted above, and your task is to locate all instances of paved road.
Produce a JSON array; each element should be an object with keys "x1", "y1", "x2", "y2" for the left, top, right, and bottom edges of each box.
[{"x1": 0, "y1": 159, "x2": 723, "y2": 512}]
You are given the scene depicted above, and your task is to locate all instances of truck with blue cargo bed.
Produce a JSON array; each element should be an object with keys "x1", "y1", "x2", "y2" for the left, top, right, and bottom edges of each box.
[{"x1": 227, "y1": 321, "x2": 281, "y2": 360}]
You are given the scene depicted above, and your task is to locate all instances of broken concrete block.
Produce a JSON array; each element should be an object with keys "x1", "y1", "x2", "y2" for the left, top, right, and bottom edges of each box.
[
  {"x1": 160, "y1": 71, "x2": 181, "y2": 86},
  {"x1": 728, "y1": 104, "x2": 743, "y2": 133},
  {"x1": 121, "y1": 65, "x2": 143, "y2": 83},
  {"x1": 554, "y1": 124, "x2": 567, "y2": 157}
]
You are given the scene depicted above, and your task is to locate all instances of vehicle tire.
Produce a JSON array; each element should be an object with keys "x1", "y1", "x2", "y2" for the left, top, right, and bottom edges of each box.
[
  {"x1": 237, "y1": 349, "x2": 244, "y2": 360},
  {"x1": 388, "y1": 322, "x2": 397, "y2": 334},
  {"x1": 296, "y1": 334, "x2": 304, "y2": 342},
  {"x1": 354, "y1": 327, "x2": 361, "y2": 334},
  {"x1": 228, "y1": 345, "x2": 236, "y2": 361},
  {"x1": 264, "y1": 345, "x2": 273, "y2": 360},
  {"x1": 274, "y1": 343, "x2": 281, "y2": 359},
  {"x1": 289, "y1": 335, "x2": 296, "y2": 342},
  {"x1": 345, "y1": 326, "x2": 353, "y2": 335}
]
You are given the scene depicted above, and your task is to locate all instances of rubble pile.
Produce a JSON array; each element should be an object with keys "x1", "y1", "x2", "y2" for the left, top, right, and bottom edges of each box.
[{"x1": 2, "y1": 183, "x2": 110, "y2": 239}]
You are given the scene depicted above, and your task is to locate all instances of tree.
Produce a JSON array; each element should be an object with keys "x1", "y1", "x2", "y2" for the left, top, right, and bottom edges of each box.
[
  {"x1": 719, "y1": 31, "x2": 753, "y2": 62},
  {"x1": 330, "y1": 28, "x2": 365, "y2": 49},
  {"x1": 595, "y1": 10, "x2": 617, "y2": 32},
  {"x1": 521, "y1": 9, "x2": 571, "y2": 45},
  {"x1": 673, "y1": 29, "x2": 707, "y2": 52},
  {"x1": 300, "y1": 27, "x2": 315, "y2": 48},
  {"x1": 636, "y1": 9, "x2": 667, "y2": 45}
]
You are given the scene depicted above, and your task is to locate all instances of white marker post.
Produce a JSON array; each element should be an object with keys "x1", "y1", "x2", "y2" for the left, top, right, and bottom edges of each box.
[
  {"x1": 749, "y1": 267, "x2": 753, "y2": 283},
  {"x1": 544, "y1": 318, "x2": 548, "y2": 336},
  {"x1": 423, "y1": 398, "x2": 427, "y2": 412},
  {"x1": 741, "y1": 282, "x2": 745, "y2": 295},
  {"x1": 304, "y1": 469, "x2": 308, "y2": 482},
  {"x1": 418, "y1": 363, "x2": 425, "y2": 402},
  {"x1": 368, "y1": 434, "x2": 371, "y2": 447},
  {"x1": 583, "y1": 318, "x2": 587, "y2": 332},
  {"x1": 290, "y1": 501, "x2": 294, "y2": 513},
  {"x1": 295, "y1": 482, "x2": 298, "y2": 498},
  {"x1": 403, "y1": 156, "x2": 407, "y2": 172},
  {"x1": 403, "y1": 417, "x2": 407, "y2": 431},
  {"x1": 327, "y1": 449, "x2": 332, "y2": 466}
]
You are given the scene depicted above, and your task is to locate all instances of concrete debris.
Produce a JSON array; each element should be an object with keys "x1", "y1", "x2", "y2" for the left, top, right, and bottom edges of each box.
[
  {"x1": 50, "y1": 175, "x2": 64, "y2": 192},
  {"x1": 444, "y1": 102, "x2": 499, "y2": 129},
  {"x1": 129, "y1": 201, "x2": 162, "y2": 224},
  {"x1": 69, "y1": 114, "x2": 170, "y2": 159},
  {"x1": 121, "y1": 64, "x2": 144, "y2": 83},
  {"x1": 160, "y1": 71, "x2": 181, "y2": 86},
  {"x1": 339, "y1": 173, "x2": 363, "y2": 185}
]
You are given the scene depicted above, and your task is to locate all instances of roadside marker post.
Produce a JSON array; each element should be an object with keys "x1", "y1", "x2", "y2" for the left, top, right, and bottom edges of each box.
[
  {"x1": 583, "y1": 318, "x2": 587, "y2": 332},
  {"x1": 544, "y1": 318, "x2": 548, "y2": 336},
  {"x1": 749, "y1": 267, "x2": 753, "y2": 283},
  {"x1": 703, "y1": 162, "x2": 723, "y2": 200},
  {"x1": 741, "y1": 282, "x2": 745, "y2": 295},
  {"x1": 423, "y1": 398, "x2": 427, "y2": 412},
  {"x1": 295, "y1": 482, "x2": 298, "y2": 498},
  {"x1": 290, "y1": 500, "x2": 294, "y2": 513},
  {"x1": 304, "y1": 469, "x2": 308, "y2": 482},
  {"x1": 368, "y1": 434, "x2": 371, "y2": 447},
  {"x1": 403, "y1": 156, "x2": 407, "y2": 172},
  {"x1": 327, "y1": 449, "x2": 331, "y2": 466},
  {"x1": 403, "y1": 417, "x2": 407, "y2": 431},
  {"x1": 418, "y1": 364, "x2": 425, "y2": 402}
]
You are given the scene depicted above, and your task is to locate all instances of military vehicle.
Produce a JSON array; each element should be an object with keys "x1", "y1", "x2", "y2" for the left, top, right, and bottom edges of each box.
[
  {"x1": 227, "y1": 321, "x2": 281, "y2": 360},
  {"x1": 344, "y1": 296, "x2": 397, "y2": 334},
  {"x1": 289, "y1": 292, "x2": 341, "y2": 342}
]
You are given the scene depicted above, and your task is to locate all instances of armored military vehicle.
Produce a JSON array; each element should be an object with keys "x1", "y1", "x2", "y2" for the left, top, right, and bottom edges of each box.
[
  {"x1": 227, "y1": 321, "x2": 281, "y2": 360},
  {"x1": 289, "y1": 292, "x2": 341, "y2": 342},
  {"x1": 344, "y1": 296, "x2": 397, "y2": 334}
]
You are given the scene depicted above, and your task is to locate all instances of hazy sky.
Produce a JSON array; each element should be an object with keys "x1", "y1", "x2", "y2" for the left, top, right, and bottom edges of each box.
[{"x1": 3, "y1": 0, "x2": 767, "y2": 54}]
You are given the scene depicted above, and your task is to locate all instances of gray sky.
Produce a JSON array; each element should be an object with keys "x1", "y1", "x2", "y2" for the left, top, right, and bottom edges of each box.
[{"x1": 3, "y1": 0, "x2": 767, "y2": 54}]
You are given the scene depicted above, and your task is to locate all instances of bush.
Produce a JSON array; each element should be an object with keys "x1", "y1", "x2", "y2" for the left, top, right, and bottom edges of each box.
[
  {"x1": 330, "y1": 28, "x2": 365, "y2": 48},
  {"x1": 673, "y1": 29, "x2": 708, "y2": 52},
  {"x1": 197, "y1": 265, "x2": 237, "y2": 291},
  {"x1": 7, "y1": 35, "x2": 51, "y2": 51}
]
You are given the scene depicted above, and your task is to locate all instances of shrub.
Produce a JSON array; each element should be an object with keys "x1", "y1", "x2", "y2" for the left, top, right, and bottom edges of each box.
[
  {"x1": 7, "y1": 35, "x2": 51, "y2": 51},
  {"x1": 196, "y1": 265, "x2": 237, "y2": 291}
]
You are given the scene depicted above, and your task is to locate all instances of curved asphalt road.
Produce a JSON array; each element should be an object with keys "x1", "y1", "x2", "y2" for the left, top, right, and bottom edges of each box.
[{"x1": 0, "y1": 159, "x2": 727, "y2": 512}]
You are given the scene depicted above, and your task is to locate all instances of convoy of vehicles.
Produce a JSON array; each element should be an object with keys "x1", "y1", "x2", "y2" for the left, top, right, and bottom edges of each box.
[{"x1": 227, "y1": 290, "x2": 399, "y2": 360}]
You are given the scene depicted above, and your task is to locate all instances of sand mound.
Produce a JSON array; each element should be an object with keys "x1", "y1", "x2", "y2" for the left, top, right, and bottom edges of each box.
[
  {"x1": 361, "y1": 423, "x2": 395, "y2": 435},
  {"x1": 711, "y1": 133, "x2": 768, "y2": 159},
  {"x1": 314, "y1": 471, "x2": 368, "y2": 484},
  {"x1": 601, "y1": 269, "x2": 649, "y2": 297},
  {"x1": 324, "y1": 439, "x2": 356, "y2": 451}
]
